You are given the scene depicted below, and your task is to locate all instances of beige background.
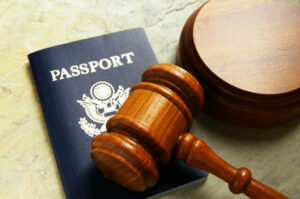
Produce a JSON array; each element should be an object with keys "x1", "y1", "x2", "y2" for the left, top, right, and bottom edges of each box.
[{"x1": 0, "y1": 0, "x2": 299, "y2": 198}]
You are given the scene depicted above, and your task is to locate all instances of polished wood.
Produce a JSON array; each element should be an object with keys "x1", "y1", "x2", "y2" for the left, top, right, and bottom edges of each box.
[
  {"x1": 90, "y1": 63, "x2": 288, "y2": 198},
  {"x1": 178, "y1": 0, "x2": 300, "y2": 127},
  {"x1": 176, "y1": 133, "x2": 288, "y2": 199},
  {"x1": 91, "y1": 132, "x2": 158, "y2": 191}
]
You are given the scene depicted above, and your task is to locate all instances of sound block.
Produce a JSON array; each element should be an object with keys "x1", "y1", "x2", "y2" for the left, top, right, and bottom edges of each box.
[{"x1": 178, "y1": 0, "x2": 300, "y2": 127}]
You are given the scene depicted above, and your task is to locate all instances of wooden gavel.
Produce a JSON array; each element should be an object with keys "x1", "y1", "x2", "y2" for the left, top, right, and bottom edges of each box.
[{"x1": 90, "y1": 63, "x2": 288, "y2": 199}]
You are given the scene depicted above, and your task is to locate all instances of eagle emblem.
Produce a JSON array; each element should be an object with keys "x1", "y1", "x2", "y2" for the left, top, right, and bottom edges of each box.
[{"x1": 77, "y1": 81, "x2": 130, "y2": 137}]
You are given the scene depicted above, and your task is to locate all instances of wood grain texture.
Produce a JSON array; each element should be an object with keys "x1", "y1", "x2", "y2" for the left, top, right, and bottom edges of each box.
[
  {"x1": 91, "y1": 132, "x2": 158, "y2": 191},
  {"x1": 91, "y1": 63, "x2": 202, "y2": 191},
  {"x1": 90, "y1": 63, "x2": 288, "y2": 198},
  {"x1": 176, "y1": 133, "x2": 289, "y2": 199},
  {"x1": 178, "y1": 0, "x2": 300, "y2": 127}
]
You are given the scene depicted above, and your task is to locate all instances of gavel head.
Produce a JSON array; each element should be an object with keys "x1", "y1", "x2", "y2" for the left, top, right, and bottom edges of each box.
[{"x1": 90, "y1": 63, "x2": 204, "y2": 191}]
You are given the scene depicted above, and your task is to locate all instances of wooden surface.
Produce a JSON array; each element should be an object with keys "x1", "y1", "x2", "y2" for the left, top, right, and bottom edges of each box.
[
  {"x1": 91, "y1": 64, "x2": 288, "y2": 198},
  {"x1": 91, "y1": 64, "x2": 202, "y2": 191},
  {"x1": 1, "y1": 1, "x2": 300, "y2": 198},
  {"x1": 178, "y1": 0, "x2": 300, "y2": 127},
  {"x1": 194, "y1": 0, "x2": 300, "y2": 95},
  {"x1": 176, "y1": 133, "x2": 288, "y2": 199},
  {"x1": 91, "y1": 132, "x2": 158, "y2": 192}
]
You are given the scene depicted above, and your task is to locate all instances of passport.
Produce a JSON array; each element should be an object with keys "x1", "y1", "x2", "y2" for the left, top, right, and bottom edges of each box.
[{"x1": 28, "y1": 28, "x2": 207, "y2": 199}]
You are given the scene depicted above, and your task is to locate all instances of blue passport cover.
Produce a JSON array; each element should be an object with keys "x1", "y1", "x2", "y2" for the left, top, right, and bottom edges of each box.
[{"x1": 28, "y1": 28, "x2": 207, "y2": 199}]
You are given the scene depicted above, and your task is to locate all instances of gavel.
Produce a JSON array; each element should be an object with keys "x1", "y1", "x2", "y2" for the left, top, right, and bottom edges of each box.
[{"x1": 90, "y1": 63, "x2": 288, "y2": 199}]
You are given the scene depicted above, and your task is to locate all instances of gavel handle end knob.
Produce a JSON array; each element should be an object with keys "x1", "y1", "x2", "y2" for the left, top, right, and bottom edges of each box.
[{"x1": 175, "y1": 133, "x2": 289, "y2": 199}]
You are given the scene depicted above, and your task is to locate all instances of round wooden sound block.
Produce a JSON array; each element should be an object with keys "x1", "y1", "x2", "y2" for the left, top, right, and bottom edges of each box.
[{"x1": 178, "y1": 0, "x2": 300, "y2": 127}]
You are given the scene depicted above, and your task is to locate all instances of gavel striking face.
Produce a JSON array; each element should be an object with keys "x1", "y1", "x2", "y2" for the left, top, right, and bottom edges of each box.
[{"x1": 90, "y1": 64, "x2": 288, "y2": 198}]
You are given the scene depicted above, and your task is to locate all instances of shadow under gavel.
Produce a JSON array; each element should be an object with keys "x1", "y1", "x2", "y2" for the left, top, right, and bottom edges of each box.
[{"x1": 90, "y1": 63, "x2": 288, "y2": 199}]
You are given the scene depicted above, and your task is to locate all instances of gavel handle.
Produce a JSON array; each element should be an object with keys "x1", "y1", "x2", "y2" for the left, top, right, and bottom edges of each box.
[{"x1": 175, "y1": 133, "x2": 289, "y2": 199}]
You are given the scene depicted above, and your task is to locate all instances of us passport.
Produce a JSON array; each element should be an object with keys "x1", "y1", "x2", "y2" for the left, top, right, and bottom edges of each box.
[{"x1": 28, "y1": 28, "x2": 207, "y2": 199}]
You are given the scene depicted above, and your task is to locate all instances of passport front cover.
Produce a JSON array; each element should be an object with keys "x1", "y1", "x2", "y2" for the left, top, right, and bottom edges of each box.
[{"x1": 28, "y1": 28, "x2": 207, "y2": 199}]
